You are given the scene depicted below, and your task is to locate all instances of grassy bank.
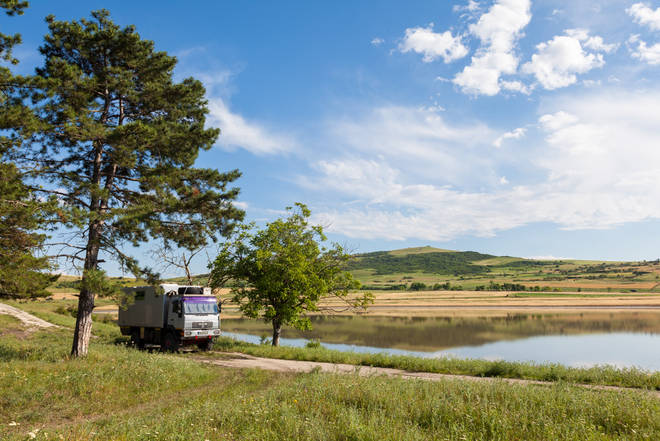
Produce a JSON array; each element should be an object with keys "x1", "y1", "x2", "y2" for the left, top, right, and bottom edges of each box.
[
  {"x1": 206, "y1": 336, "x2": 660, "y2": 391},
  {"x1": 6, "y1": 299, "x2": 660, "y2": 390},
  {"x1": 1, "y1": 316, "x2": 660, "y2": 440}
]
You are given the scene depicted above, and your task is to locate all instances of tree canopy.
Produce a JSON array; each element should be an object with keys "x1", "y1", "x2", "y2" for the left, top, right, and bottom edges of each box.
[
  {"x1": 14, "y1": 10, "x2": 243, "y2": 356},
  {"x1": 0, "y1": 0, "x2": 59, "y2": 299},
  {"x1": 210, "y1": 203, "x2": 372, "y2": 346}
]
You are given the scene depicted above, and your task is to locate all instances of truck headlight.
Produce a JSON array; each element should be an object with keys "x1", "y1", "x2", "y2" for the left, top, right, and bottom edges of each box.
[
  {"x1": 184, "y1": 331, "x2": 192, "y2": 337},
  {"x1": 213, "y1": 330, "x2": 220, "y2": 335}
]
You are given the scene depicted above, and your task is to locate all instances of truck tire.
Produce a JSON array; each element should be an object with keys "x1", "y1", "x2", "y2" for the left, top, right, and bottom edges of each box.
[
  {"x1": 130, "y1": 329, "x2": 144, "y2": 350},
  {"x1": 161, "y1": 331, "x2": 180, "y2": 352},
  {"x1": 197, "y1": 339, "x2": 213, "y2": 352}
]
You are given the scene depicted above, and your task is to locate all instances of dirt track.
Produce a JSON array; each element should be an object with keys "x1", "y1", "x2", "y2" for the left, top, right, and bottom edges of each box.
[
  {"x1": 196, "y1": 352, "x2": 660, "y2": 398},
  {"x1": 0, "y1": 303, "x2": 60, "y2": 330}
]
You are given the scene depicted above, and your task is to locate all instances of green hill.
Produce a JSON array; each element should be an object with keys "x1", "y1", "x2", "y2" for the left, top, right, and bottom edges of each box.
[
  {"x1": 347, "y1": 247, "x2": 497, "y2": 275},
  {"x1": 345, "y1": 246, "x2": 575, "y2": 277}
]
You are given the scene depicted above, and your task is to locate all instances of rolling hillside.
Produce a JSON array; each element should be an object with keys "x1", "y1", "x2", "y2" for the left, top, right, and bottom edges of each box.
[{"x1": 346, "y1": 246, "x2": 660, "y2": 293}]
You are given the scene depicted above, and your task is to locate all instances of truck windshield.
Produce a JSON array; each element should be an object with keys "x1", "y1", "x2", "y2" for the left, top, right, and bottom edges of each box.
[{"x1": 183, "y1": 298, "x2": 218, "y2": 315}]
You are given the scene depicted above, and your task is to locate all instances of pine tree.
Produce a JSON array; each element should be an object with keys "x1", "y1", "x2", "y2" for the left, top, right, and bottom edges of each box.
[
  {"x1": 0, "y1": 1, "x2": 58, "y2": 299},
  {"x1": 20, "y1": 10, "x2": 243, "y2": 356}
]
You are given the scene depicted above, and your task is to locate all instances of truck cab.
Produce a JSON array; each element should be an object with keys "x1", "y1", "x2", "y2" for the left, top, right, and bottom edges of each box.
[{"x1": 118, "y1": 284, "x2": 221, "y2": 351}]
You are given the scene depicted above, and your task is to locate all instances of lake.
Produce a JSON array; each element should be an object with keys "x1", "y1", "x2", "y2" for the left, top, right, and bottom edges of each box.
[{"x1": 221, "y1": 312, "x2": 660, "y2": 371}]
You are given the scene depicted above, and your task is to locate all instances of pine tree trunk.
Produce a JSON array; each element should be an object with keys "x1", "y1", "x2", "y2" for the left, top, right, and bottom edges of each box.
[
  {"x1": 272, "y1": 320, "x2": 282, "y2": 347},
  {"x1": 70, "y1": 220, "x2": 101, "y2": 357},
  {"x1": 71, "y1": 287, "x2": 94, "y2": 356}
]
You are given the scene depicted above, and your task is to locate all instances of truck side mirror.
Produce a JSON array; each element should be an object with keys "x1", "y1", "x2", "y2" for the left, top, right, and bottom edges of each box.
[{"x1": 218, "y1": 302, "x2": 222, "y2": 314}]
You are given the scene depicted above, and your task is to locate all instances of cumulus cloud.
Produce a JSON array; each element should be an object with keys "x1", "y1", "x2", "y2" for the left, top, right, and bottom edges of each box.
[
  {"x1": 522, "y1": 30, "x2": 609, "y2": 90},
  {"x1": 305, "y1": 89, "x2": 660, "y2": 242},
  {"x1": 207, "y1": 98, "x2": 296, "y2": 155},
  {"x1": 493, "y1": 127, "x2": 526, "y2": 147},
  {"x1": 371, "y1": 37, "x2": 384, "y2": 46},
  {"x1": 500, "y1": 80, "x2": 533, "y2": 94},
  {"x1": 453, "y1": 0, "x2": 532, "y2": 96},
  {"x1": 628, "y1": 35, "x2": 660, "y2": 64},
  {"x1": 399, "y1": 25, "x2": 468, "y2": 63},
  {"x1": 627, "y1": 2, "x2": 660, "y2": 31}
]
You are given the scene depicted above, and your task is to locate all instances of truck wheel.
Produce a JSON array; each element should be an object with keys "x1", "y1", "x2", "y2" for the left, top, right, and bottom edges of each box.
[
  {"x1": 130, "y1": 329, "x2": 144, "y2": 350},
  {"x1": 197, "y1": 339, "x2": 213, "y2": 352},
  {"x1": 161, "y1": 331, "x2": 180, "y2": 352}
]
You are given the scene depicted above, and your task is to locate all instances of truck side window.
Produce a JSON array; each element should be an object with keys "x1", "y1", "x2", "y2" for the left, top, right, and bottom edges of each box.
[{"x1": 172, "y1": 300, "x2": 180, "y2": 314}]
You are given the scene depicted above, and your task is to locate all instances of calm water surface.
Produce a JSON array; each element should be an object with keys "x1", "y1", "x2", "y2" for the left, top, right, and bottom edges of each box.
[{"x1": 222, "y1": 312, "x2": 660, "y2": 371}]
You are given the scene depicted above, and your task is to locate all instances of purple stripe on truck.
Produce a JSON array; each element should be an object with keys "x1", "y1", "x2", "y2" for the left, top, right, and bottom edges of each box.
[{"x1": 182, "y1": 296, "x2": 216, "y2": 303}]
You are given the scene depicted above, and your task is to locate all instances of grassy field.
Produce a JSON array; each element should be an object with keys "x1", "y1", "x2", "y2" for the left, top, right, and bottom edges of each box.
[
  {"x1": 1, "y1": 302, "x2": 660, "y2": 440},
  {"x1": 348, "y1": 246, "x2": 660, "y2": 293}
]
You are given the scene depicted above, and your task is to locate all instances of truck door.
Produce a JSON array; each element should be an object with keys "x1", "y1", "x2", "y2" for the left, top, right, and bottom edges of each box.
[{"x1": 168, "y1": 299, "x2": 182, "y2": 328}]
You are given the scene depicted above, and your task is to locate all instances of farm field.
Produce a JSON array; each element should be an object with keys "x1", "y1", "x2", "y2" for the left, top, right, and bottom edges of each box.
[{"x1": 52, "y1": 246, "x2": 660, "y2": 318}]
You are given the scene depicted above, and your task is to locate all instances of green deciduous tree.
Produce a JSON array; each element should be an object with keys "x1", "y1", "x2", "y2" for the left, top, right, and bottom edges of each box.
[
  {"x1": 210, "y1": 203, "x2": 372, "y2": 346},
  {"x1": 0, "y1": 1, "x2": 59, "y2": 299},
  {"x1": 17, "y1": 10, "x2": 243, "y2": 356}
]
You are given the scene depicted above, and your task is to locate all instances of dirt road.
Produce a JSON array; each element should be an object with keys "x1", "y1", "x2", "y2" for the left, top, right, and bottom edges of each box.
[
  {"x1": 197, "y1": 352, "x2": 660, "y2": 398},
  {"x1": 0, "y1": 303, "x2": 60, "y2": 330}
]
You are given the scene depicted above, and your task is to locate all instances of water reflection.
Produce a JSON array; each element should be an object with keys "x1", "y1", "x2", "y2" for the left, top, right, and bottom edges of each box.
[
  {"x1": 222, "y1": 331, "x2": 660, "y2": 371},
  {"x1": 221, "y1": 312, "x2": 660, "y2": 371},
  {"x1": 222, "y1": 312, "x2": 660, "y2": 351}
]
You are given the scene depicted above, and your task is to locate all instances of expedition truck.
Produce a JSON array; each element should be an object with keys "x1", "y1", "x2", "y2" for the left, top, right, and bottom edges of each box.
[{"x1": 118, "y1": 284, "x2": 220, "y2": 351}]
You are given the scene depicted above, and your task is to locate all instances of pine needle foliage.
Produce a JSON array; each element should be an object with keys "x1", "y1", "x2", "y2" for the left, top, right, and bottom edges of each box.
[
  {"x1": 0, "y1": 0, "x2": 59, "y2": 299},
  {"x1": 16, "y1": 10, "x2": 243, "y2": 356}
]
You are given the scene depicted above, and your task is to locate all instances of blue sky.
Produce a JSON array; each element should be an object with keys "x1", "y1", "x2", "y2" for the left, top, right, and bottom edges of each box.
[{"x1": 5, "y1": 1, "x2": 660, "y2": 275}]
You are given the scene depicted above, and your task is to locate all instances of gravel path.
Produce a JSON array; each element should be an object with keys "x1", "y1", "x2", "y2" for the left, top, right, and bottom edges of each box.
[
  {"x1": 0, "y1": 303, "x2": 60, "y2": 330},
  {"x1": 197, "y1": 352, "x2": 660, "y2": 398}
]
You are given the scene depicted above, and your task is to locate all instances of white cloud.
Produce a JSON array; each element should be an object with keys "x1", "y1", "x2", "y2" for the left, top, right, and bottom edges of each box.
[
  {"x1": 207, "y1": 98, "x2": 296, "y2": 155},
  {"x1": 306, "y1": 89, "x2": 660, "y2": 242},
  {"x1": 565, "y1": 29, "x2": 617, "y2": 53},
  {"x1": 522, "y1": 30, "x2": 609, "y2": 90},
  {"x1": 538, "y1": 111, "x2": 579, "y2": 131},
  {"x1": 526, "y1": 255, "x2": 573, "y2": 260},
  {"x1": 627, "y1": 3, "x2": 660, "y2": 31},
  {"x1": 327, "y1": 105, "x2": 495, "y2": 185},
  {"x1": 582, "y1": 79, "x2": 601, "y2": 87},
  {"x1": 500, "y1": 80, "x2": 533, "y2": 94},
  {"x1": 453, "y1": 0, "x2": 532, "y2": 96},
  {"x1": 630, "y1": 38, "x2": 660, "y2": 64},
  {"x1": 371, "y1": 37, "x2": 384, "y2": 46},
  {"x1": 493, "y1": 127, "x2": 526, "y2": 147},
  {"x1": 399, "y1": 25, "x2": 468, "y2": 63},
  {"x1": 178, "y1": 68, "x2": 296, "y2": 156},
  {"x1": 453, "y1": 0, "x2": 481, "y2": 13}
]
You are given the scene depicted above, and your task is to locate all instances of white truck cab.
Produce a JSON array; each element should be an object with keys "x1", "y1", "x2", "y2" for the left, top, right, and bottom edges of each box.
[{"x1": 118, "y1": 284, "x2": 221, "y2": 351}]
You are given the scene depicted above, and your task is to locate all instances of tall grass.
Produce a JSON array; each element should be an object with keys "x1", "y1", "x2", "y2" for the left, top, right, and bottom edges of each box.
[
  {"x1": 208, "y1": 336, "x2": 660, "y2": 390},
  {"x1": 1, "y1": 306, "x2": 660, "y2": 440}
]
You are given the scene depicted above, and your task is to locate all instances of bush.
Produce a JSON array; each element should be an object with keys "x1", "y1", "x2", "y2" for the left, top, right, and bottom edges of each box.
[{"x1": 305, "y1": 339, "x2": 322, "y2": 349}]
